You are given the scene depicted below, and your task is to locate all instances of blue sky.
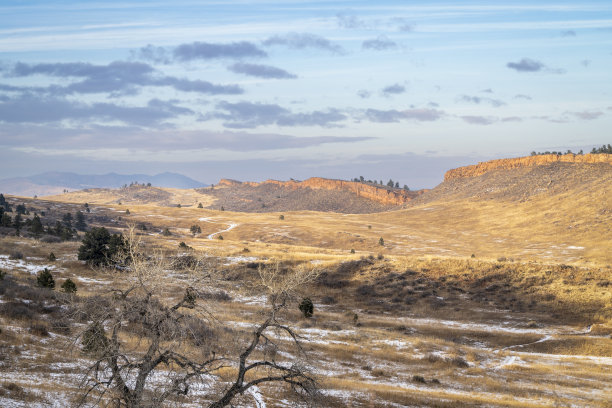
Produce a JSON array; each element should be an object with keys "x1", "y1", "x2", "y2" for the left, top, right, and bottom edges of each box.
[{"x1": 1, "y1": 1, "x2": 611, "y2": 187}]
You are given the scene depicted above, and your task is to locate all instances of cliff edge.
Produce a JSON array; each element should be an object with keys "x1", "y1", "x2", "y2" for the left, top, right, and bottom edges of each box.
[
  {"x1": 444, "y1": 154, "x2": 612, "y2": 181},
  {"x1": 219, "y1": 177, "x2": 425, "y2": 206}
]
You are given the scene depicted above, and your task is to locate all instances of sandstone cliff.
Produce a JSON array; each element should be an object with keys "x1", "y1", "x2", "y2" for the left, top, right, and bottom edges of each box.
[
  {"x1": 444, "y1": 154, "x2": 612, "y2": 181},
  {"x1": 218, "y1": 177, "x2": 425, "y2": 206}
]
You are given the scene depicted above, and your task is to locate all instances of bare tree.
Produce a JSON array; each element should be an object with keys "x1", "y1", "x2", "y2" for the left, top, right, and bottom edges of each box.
[
  {"x1": 209, "y1": 261, "x2": 321, "y2": 407},
  {"x1": 74, "y1": 229, "x2": 322, "y2": 407}
]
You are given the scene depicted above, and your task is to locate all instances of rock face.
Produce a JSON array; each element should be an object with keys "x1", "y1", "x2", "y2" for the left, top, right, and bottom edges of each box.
[
  {"x1": 444, "y1": 154, "x2": 612, "y2": 181},
  {"x1": 218, "y1": 177, "x2": 425, "y2": 206}
]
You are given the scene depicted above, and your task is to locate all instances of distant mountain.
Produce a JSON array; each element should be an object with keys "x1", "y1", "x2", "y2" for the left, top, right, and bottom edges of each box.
[{"x1": 0, "y1": 172, "x2": 207, "y2": 197}]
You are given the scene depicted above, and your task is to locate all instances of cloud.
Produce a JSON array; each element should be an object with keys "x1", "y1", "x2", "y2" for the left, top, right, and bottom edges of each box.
[
  {"x1": 262, "y1": 33, "x2": 344, "y2": 54},
  {"x1": 506, "y1": 58, "x2": 545, "y2": 72},
  {"x1": 202, "y1": 101, "x2": 347, "y2": 129},
  {"x1": 0, "y1": 94, "x2": 191, "y2": 126},
  {"x1": 365, "y1": 108, "x2": 444, "y2": 123},
  {"x1": 132, "y1": 44, "x2": 170, "y2": 64},
  {"x1": 480, "y1": 88, "x2": 493, "y2": 93},
  {"x1": 514, "y1": 94, "x2": 532, "y2": 100},
  {"x1": 567, "y1": 111, "x2": 603, "y2": 120},
  {"x1": 362, "y1": 36, "x2": 397, "y2": 50},
  {"x1": 382, "y1": 83, "x2": 406, "y2": 96},
  {"x1": 459, "y1": 95, "x2": 506, "y2": 107},
  {"x1": 336, "y1": 13, "x2": 369, "y2": 29},
  {"x1": 561, "y1": 30, "x2": 576, "y2": 36},
  {"x1": 461, "y1": 115, "x2": 496, "y2": 125},
  {"x1": 357, "y1": 89, "x2": 371, "y2": 99},
  {"x1": 3, "y1": 61, "x2": 243, "y2": 96},
  {"x1": 227, "y1": 62, "x2": 296, "y2": 79},
  {"x1": 173, "y1": 41, "x2": 267, "y2": 61},
  {"x1": 581, "y1": 59, "x2": 591, "y2": 67}
]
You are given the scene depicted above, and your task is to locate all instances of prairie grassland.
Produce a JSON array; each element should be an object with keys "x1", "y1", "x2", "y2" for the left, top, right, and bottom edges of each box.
[{"x1": 0, "y1": 192, "x2": 611, "y2": 407}]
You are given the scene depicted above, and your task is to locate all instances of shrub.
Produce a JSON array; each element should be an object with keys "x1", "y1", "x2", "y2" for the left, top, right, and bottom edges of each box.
[
  {"x1": 217, "y1": 235, "x2": 223, "y2": 240},
  {"x1": 29, "y1": 322, "x2": 49, "y2": 337},
  {"x1": 37, "y1": 268, "x2": 55, "y2": 289},
  {"x1": 378, "y1": 237, "x2": 384, "y2": 246},
  {"x1": 61, "y1": 279, "x2": 77, "y2": 294},
  {"x1": 125, "y1": 209, "x2": 130, "y2": 214},
  {"x1": 197, "y1": 203, "x2": 203, "y2": 208},
  {"x1": 279, "y1": 215, "x2": 284, "y2": 220},
  {"x1": 299, "y1": 297, "x2": 314, "y2": 318},
  {"x1": 190, "y1": 225, "x2": 201, "y2": 235},
  {"x1": 162, "y1": 228, "x2": 171, "y2": 236},
  {"x1": 78, "y1": 227, "x2": 126, "y2": 266},
  {"x1": 48, "y1": 252, "x2": 56, "y2": 261},
  {"x1": 81, "y1": 322, "x2": 109, "y2": 356},
  {"x1": 350, "y1": 248, "x2": 355, "y2": 254},
  {"x1": 412, "y1": 375, "x2": 426, "y2": 383},
  {"x1": 0, "y1": 270, "x2": 5, "y2": 280}
]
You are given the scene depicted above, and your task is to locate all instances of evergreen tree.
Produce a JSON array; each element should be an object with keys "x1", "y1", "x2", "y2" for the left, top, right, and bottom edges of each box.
[
  {"x1": 387, "y1": 179, "x2": 394, "y2": 187},
  {"x1": 13, "y1": 213, "x2": 22, "y2": 235},
  {"x1": 30, "y1": 214, "x2": 44, "y2": 237},
  {"x1": 395, "y1": 181, "x2": 399, "y2": 188},
  {"x1": 16, "y1": 203, "x2": 27, "y2": 215},
  {"x1": 75, "y1": 211, "x2": 87, "y2": 231},
  {"x1": 0, "y1": 213, "x2": 10, "y2": 227},
  {"x1": 37, "y1": 268, "x2": 55, "y2": 289},
  {"x1": 62, "y1": 213, "x2": 73, "y2": 229},
  {"x1": 78, "y1": 227, "x2": 126, "y2": 266},
  {"x1": 84, "y1": 203, "x2": 90, "y2": 213},
  {"x1": 61, "y1": 278, "x2": 77, "y2": 294}
]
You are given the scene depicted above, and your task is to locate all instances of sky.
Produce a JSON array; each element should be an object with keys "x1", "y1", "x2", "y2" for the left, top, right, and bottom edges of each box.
[{"x1": 0, "y1": 1, "x2": 611, "y2": 188}]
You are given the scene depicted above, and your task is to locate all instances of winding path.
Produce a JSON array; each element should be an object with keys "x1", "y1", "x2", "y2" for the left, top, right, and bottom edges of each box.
[{"x1": 199, "y1": 217, "x2": 239, "y2": 239}]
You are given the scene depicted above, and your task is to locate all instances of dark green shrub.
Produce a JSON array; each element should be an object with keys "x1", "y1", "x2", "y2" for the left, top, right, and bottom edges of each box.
[
  {"x1": 78, "y1": 227, "x2": 126, "y2": 266},
  {"x1": 162, "y1": 228, "x2": 171, "y2": 236},
  {"x1": 197, "y1": 203, "x2": 203, "y2": 208},
  {"x1": 298, "y1": 297, "x2": 314, "y2": 318},
  {"x1": 37, "y1": 268, "x2": 55, "y2": 289},
  {"x1": 81, "y1": 322, "x2": 109, "y2": 356},
  {"x1": 217, "y1": 235, "x2": 223, "y2": 240},
  {"x1": 61, "y1": 278, "x2": 77, "y2": 294},
  {"x1": 350, "y1": 248, "x2": 355, "y2": 254},
  {"x1": 190, "y1": 225, "x2": 201, "y2": 235},
  {"x1": 412, "y1": 375, "x2": 426, "y2": 383},
  {"x1": 48, "y1": 252, "x2": 56, "y2": 261},
  {"x1": 378, "y1": 237, "x2": 384, "y2": 246},
  {"x1": 279, "y1": 215, "x2": 284, "y2": 220}
]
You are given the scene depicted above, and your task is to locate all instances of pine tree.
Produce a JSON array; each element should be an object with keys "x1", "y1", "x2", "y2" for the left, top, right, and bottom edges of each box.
[
  {"x1": 62, "y1": 213, "x2": 73, "y2": 229},
  {"x1": 75, "y1": 211, "x2": 87, "y2": 231},
  {"x1": 30, "y1": 214, "x2": 44, "y2": 237},
  {"x1": 37, "y1": 268, "x2": 55, "y2": 289}
]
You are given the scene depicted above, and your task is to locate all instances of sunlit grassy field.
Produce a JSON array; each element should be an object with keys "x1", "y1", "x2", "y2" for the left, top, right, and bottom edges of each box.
[{"x1": 1, "y1": 175, "x2": 611, "y2": 406}]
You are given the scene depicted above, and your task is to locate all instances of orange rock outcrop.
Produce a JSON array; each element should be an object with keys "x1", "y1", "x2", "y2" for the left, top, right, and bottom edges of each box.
[
  {"x1": 444, "y1": 154, "x2": 612, "y2": 181},
  {"x1": 218, "y1": 177, "x2": 426, "y2": 206}
]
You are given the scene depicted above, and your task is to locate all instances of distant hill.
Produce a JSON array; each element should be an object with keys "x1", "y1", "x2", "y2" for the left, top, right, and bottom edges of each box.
[{"x1": 0, "y1": 172, "x2": 207, "y2": 197}]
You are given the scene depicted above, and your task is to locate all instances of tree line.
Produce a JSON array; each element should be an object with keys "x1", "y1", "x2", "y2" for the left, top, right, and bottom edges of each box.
[
  {"x1": 351, "y1": 176, "x2": 409, "y2": 190},
  {"x1": 530, "y1": 144, "x2": 612, "y2": 156},
  {"x1": 0, "y1": 194, "x2": 88, "y2": 240}
]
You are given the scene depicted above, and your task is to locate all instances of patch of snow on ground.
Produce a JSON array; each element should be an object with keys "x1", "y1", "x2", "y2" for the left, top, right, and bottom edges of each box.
[{"x1": 0, "y1": 255, "x2": 59, "y2": 275}]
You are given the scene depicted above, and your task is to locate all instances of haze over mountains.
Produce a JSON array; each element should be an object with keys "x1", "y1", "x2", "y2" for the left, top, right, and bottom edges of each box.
[{"x1": 0, "y1": 171, "x2": 207, "y2": 197}]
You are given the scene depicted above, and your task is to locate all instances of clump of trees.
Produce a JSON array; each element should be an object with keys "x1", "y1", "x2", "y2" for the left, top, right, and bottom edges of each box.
[
  {"x1": 352, "y1": 177, "x2": 409, "y2": 190},
  {"x1": 77, "y1": 226, "x2": 127, "y2": 266},
  {"x1": 530, "y1": 145, "x2": 611, "y2": 156}
]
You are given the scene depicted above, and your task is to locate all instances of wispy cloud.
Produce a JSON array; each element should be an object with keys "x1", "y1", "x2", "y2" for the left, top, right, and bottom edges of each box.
[
  {"x1": 3, "y1": 61, "x2": 243, "y2": 96},
  {"x1": 364, "y1": 108, "x2": 444, "y2": 122},
  {"x1": 506, "y1": 58, "x2": 546, "y2": 72},
  {"x1": 459, "y1": 95, "x2": 505, "y2": 107},
  {"x1": 460, "y1": 115, "x2": 496, "y2": 125},
  {"x1": 202, "y1": 101, "x2": 347, "y2": 129},
  {"x1": 362, "y1": 36, "x2": 397, "y2": 50},
  {"x1": 381, "y1": 83, "x2": 406, "y2": 96},
  {"x1": 227, "y1": 62, "x2": 296, "y2": 79},
  {"x1": 262, "y1": 33, "x2": 344, "y2": 54}
]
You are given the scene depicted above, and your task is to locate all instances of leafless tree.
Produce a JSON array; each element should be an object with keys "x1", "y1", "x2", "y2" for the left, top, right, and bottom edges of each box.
[{"x1": 74, "y1": 228, "x2": 322, "y2": 407}]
